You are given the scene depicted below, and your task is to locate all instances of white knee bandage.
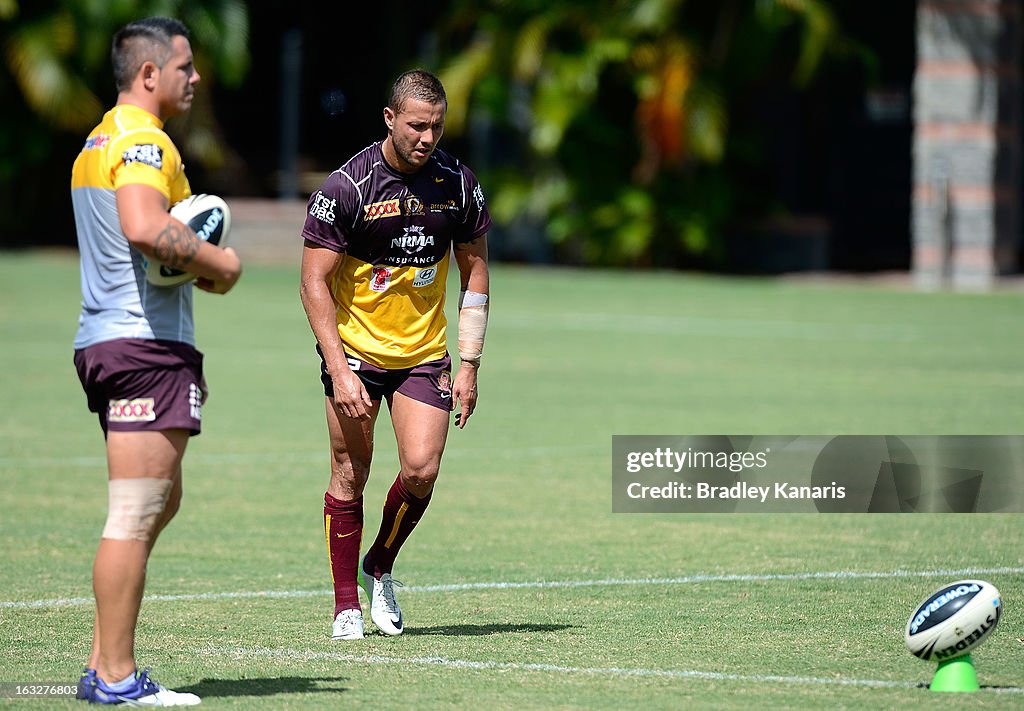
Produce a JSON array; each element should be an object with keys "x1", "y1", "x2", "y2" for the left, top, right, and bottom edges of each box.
[
  {"x1": 458, "y1": 290, "x2": 488, "y2": 365},
  {"x1": 102, "y1": 478, "x2": 173, "y2": 542}
]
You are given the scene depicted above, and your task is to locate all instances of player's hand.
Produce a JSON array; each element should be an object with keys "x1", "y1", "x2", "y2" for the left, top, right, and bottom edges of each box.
[
  {"x1": 195, "y1": 247, "x2": 242, "y2": 294},
  {"x1": 452, "y1": 364, "x2": 479, "y2": 429},
  {"x1": 333, "y1": 368, "x2": 373, "y2": 421},
  {"x1": 195, "y1": 277, "x2": 228, "y2": 293}
]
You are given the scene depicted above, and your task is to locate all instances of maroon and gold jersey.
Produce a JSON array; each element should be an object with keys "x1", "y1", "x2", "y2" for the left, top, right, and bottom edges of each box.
[{"x1": 302, "y1": 142, "x2": 491, "y2": 369}]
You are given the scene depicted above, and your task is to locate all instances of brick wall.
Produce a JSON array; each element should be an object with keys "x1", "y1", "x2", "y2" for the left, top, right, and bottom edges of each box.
[
  {"x1": 225, "y1": 198, "x2": 308, "y2": 267},
  {"x1": 913, "y1": 0, "x2": 1022, "y2": 289}
]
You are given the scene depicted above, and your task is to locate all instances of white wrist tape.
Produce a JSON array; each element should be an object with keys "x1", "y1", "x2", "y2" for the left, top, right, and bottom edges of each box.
[
  {"x1": 458, "y1": 290, "x2": 488, "y2": 308},
  {"x1": 102, "y1": 478, "x2": 173, "y2": 542},
  {"x1": 458, "y1": 290, "x2": 488, "y2": 363}
]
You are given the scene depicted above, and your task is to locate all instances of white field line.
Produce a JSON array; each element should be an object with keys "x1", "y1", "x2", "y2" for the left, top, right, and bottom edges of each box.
[
  {"x1": 198, "y1": 644, "x2": 1024, "y2": 694},
  {"x1": 0, "y1": 444, "x2": 599, "y2": 469},
  {"x1": 3, "y1": 566, "x2": 1022, "y2": 610}
]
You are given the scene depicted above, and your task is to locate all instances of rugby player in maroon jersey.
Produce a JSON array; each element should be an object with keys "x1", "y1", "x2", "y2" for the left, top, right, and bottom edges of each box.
[{"x1": 300, "y1": 69, "x2": 491, "y2": 639}]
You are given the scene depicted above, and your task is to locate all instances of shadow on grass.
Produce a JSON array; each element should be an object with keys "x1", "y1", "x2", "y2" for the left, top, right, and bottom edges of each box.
[
  {"x1": 400, "y1": 622, "x2": 574, "y2": 636},
  {"x1": 180, "y1": 676, "x2": 348, "y2": 699},
  {"x1": 911, "y1": 682, "x2": 1024, "y2": 692}
]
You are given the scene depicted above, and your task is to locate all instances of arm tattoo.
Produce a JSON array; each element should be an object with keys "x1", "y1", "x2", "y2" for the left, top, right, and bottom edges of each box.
[{"x1": 153, "y1": 219, "x2": 200, "y2": 269}]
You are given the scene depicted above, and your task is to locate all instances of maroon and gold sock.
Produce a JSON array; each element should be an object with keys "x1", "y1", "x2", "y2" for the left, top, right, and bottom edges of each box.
[
  {"x1": 365, "y1": 474, "x2": 432, "y2": 577},
  {"x1": 324, "y1": 491, "x2": 362, "y2": 616}
]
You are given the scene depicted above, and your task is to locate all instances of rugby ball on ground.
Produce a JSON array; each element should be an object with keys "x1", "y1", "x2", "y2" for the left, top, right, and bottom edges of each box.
[
  {"x1": 904, "y1": 579, "x2": 1001, "y2": 661},
  {"x1": 144, "y1": 193, "x2": 231, "y2": 286}
]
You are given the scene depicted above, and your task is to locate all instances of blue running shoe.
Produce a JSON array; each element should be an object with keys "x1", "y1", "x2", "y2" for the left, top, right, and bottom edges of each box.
[
  {"x1": 76, "y1": 668, "x2": 97, "y2": 700},
  {"x1": 80, "y1": 668, "x2": 200, "y2": 706}
]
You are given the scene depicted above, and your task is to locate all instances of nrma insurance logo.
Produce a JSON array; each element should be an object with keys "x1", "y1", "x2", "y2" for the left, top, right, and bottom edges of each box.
[{"x1": 392, "y1": 225, "x2": 435, "y2": 255}]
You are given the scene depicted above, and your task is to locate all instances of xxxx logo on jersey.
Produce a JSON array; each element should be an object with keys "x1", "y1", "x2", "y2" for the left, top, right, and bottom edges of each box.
[{"x1": 364, "y1": 199, "x2": 401, "y2": 221}]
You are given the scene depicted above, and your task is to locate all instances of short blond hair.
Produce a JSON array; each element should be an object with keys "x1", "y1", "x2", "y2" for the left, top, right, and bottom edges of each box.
[{"x1": 388, "y1": 69, "x2": 446, "y2": 114}]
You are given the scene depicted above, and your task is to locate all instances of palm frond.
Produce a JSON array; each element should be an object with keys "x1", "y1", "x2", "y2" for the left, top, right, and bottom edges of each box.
[{"x1": 4, "y1": 14, "x2": 102, "y2": 131}]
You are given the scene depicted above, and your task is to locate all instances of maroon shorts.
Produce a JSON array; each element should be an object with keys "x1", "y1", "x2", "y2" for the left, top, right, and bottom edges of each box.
[
  {"x1": 317, "y1": 345, "x2": 453, "y2": 412},
  {"x1": 74, "y1": 338, "x2": 207, "y2": 436}
]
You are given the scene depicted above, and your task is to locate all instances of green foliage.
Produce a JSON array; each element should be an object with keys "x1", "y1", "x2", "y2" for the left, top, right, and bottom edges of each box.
[
  {"x1": 1, "y1": 0, "x2": 249, "y2": 132},
  {"x1": 432, "y1": 0, "x2": 873, "y2": 266},
  {"x1": 0, "y1": 0, "x2": 249, "y2": 243}
]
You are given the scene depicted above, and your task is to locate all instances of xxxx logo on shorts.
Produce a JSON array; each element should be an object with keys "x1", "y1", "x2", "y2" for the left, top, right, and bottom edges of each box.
[
  {"x1": 108, "y1": 398, "x2": 156, "y2": 422},
  {"x1": 363, "y1": 199, "x2": 400, "y2": 221}
]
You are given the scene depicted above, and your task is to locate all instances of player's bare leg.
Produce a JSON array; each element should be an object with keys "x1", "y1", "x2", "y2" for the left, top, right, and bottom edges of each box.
[
  {"x1": 85, "y1": 472, "x2": 183, "y2": 673},
  {"x1": 326, "y1": 397, "x2": 379, "y2": 501},
  {"x1": 361, "y1": 392, "x2": 449, "y2": 635},
  {"x1": 90, "y1": 429, "x2": 188, "y2": 684},
  {"x1": 389, "y1": 391, "x2": 450, "y2": 499},
  {"x1": 325, "y1": 397, "x2": 380, "y2": 639}
]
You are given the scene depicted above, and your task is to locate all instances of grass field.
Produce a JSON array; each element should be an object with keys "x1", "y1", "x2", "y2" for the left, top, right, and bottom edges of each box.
[{"x1": 1, "y1": 250, "x2": 1022, "y2": 709}]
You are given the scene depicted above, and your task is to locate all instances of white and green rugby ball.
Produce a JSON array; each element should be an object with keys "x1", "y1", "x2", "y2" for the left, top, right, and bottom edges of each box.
[
  {"x1": 144, "y1": 193, "x2": 231, "y2": 286},
  {"x1": 904, "y1": 579, "x2": 1001, "y2": 662}
]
